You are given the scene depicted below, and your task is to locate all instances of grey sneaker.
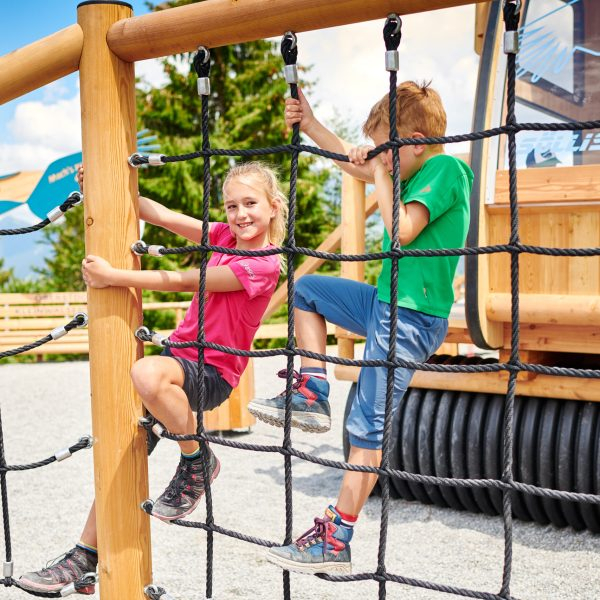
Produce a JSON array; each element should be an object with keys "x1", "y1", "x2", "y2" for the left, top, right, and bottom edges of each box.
[
  {"x1": 19, "y1": 546, "x2": 97, "y2": 595},
  {"x1": 152, "y1": 446, "x2": 220, "y2": 521},
  {"x1": 248, "y1": 370, "x2": 331, "y2": 433}
]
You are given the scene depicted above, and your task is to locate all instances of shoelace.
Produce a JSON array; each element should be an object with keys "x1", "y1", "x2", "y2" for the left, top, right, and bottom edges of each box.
[
  {"x1": 163, "y1": 461, "x2": 193, "y2": 500},
  {"x1": 43, "y1": 548, "x2": 76, "y2": 571},
  {"x1": 276, "y1": 369, "x2": 304, "y2": 390},
  {"x1": 294, "y1": 517, "x2": 331, "y2": 550}
]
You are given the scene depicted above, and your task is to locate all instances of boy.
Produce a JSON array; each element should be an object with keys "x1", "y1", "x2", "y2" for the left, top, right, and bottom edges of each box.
[{"x1": 248, "y1": 81, "x2": 473, "y2": 574}]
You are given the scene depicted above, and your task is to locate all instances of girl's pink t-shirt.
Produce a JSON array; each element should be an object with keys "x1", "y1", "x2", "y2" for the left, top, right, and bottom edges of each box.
[{"x1": 169, "y1": 222, "x2": 280, "y2": 388}]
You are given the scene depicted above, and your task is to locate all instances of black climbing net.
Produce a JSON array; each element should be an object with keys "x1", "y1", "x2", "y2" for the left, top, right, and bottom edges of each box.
[
  {"x1": 2, "y1": 2, "x2": 600, "y2": 599},
  {"x1": 0, "y1": 190, "x2": 93, "y2": 595},
  {"x1": 134, "y1": 4, "x2": 600, "y2": 600}
]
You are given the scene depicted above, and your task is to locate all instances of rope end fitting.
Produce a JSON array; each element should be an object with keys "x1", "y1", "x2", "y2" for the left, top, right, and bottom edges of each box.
[
  {"x1": 383, "y1": 14, "x2": 401, "y2": 71},
  {"x1": 504, "y1": 31, "x2": 519, "y2": 54},
  {"x1": 194, "y1": 46, "x2": 211, "y2": 96},
  {"x1": 3, "y1": 562, "x2": 13, "y2": 579},
  {"x1": 281, "y1": 31, "x2": 298, "y2": 84},
  {"x1": 129, "y1": 153, "x2": 164, "y2": 168},
  {"x1": 74, "y1": 312, "x2": 89, "y2": 328},
  {"x1": 145, "y1": 584, "x2": 176, "y2": 600},
  {"x1": 131, "y1": 240, "x2": 148, "y2": 256},
  {"x1": 135, "y1": 325, "x2": 151, "y2": 342}
]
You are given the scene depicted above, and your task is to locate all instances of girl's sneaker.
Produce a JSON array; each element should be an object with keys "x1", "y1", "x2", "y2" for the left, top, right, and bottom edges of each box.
[
  {"x1": 266, "y1": 506, "x2": 352, "y2": 575},
  {"x1": 151, "y1": 447, "x2": 220, "y2": 521},
  {"x1": 248, "y1": 370, "x2": 331, "y2": 433},
  {"x1": 19, "y1": 546, "x2": 97, "y2": 595}
]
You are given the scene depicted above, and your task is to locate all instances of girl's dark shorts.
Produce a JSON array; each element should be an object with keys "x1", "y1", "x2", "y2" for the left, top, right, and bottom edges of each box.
[{"x1": 145, "y1": 346, "x2": 233, "y2": 455}]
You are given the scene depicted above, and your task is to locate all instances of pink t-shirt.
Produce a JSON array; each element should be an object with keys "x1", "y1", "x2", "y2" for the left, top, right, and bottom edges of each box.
[{"x1": 169, "y1": 222, "x2": 280, "y2": 388}]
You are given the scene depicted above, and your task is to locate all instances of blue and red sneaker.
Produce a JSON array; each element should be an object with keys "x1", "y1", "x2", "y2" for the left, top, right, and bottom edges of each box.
[
  {"x1": 248, "y1": 369, "x2": 331, "y2": 433},
  {"x1": 266, "y1": 506, "x2": 352, "y2": 575}
]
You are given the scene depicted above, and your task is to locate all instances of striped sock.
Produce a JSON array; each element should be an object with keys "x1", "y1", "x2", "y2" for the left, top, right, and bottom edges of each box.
[
  {"x1": 300, "y1": 367, "x2": 327, "y2": 380},
  {"x1": 334, "y1": 506, "x2": 358, "y2": 528},
  {"x1": 76, "y1": 542, "x2": 98, "y2": 556},
  {"x1": 181, "y1": 446, "x2": 202, "y2": 461}
]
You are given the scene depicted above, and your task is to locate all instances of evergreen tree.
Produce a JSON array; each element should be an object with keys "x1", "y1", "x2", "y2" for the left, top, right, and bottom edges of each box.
[{"x1": 30, "y1": 0, "x2": 340, "y2": 328}]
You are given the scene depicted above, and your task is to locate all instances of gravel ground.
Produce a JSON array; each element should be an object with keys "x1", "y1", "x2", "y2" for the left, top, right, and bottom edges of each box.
[{"x1": 1, "y1": 356, "x2": 599, "y2": 600}]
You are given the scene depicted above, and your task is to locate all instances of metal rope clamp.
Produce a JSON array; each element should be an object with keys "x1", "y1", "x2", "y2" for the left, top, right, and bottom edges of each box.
[
  {"x1": 385, "y1": 14, "x2": 401, "y2": 72},
  {"x1": 60, "y1": 573, "x2": 97, "y2": 597},
  {"x1": 196, "y1": 46, "x2": 211, "y2": 96},
  {"x1": 282, "y1": 31, "x2": 298, "y2": 84},
  {"x1": 503, "y1": 0, "x2": 521, "y2": 54},
  {"x1": 4, "y1": 561, "x2": 13, "y2": 578}
]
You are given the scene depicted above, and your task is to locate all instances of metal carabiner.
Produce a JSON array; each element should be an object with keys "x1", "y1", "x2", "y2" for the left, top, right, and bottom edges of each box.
[
  {"x1": 196, "y1": 45, "x2": 210, "y2": 64},
  {"x1": 385, "y1": 13, "x2": 402, "y2": 35},
  {"x1": 504, "y1": 0, "x2": 521, "y2": 15},
  {"x1": 282, "y1": 31, "x2": 297, "y2": 50}
]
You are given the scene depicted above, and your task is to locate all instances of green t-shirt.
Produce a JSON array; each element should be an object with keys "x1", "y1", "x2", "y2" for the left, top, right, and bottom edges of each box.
[{"x1": 377, "y1": 154, "x2": 473, "y2": 318}]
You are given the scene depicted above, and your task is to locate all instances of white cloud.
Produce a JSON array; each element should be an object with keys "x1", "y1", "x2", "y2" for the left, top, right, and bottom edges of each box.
[
  {"x1": 7, "y1": 94, "x2": 81, "y2": 158},
  {"x1": 136, "y1": 58, "x2": 170, "y2": 91},
  {"x1": 0, "y1": 142, "x2": 66, "y2": 173},
  {"x1": 295, "y1": 5, "x2": 478, "y2": 152}
]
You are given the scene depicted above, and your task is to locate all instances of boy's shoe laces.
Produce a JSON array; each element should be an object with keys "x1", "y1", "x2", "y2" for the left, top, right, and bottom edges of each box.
[{"x1": 294, "y1": 517, "x2": 339, "y2": 552}]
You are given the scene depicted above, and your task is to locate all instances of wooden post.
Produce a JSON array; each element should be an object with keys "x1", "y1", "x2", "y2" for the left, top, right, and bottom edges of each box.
[
  {"x1": 336, "y1": 174, "x2": 366, "y2": 362},
  {"x1": 77, "y1": 3, "x2": 151, "y2": 600}
]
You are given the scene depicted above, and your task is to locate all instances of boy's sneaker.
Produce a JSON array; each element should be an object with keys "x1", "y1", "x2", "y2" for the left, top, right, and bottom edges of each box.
[
  {"x1": 266, "y1": 506, "x2": 352, "y2": 575},
  {"x1": 19, "y1": 546, "x2": 97, "y2": 595},
  {"x1": 248, "y1": 370, "x2": 331, "y2": 433},
  {"x1": 151, "y1": 446, "x2": 220, "y2": 521}
]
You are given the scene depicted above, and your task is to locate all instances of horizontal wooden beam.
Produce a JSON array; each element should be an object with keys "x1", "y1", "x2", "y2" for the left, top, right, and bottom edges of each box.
[
  {"x1": 487, "y1": 292, "x2": 600, "y2": 327},
  {"x1": 333, "y1": 364, "x2": 600, "y2": 402},
  {"x1": 0, "y1": 25, "x2": 83, "y2": 105},
  {"x1": 108, "y1": 0, "x2": 485, "y2": 62}
]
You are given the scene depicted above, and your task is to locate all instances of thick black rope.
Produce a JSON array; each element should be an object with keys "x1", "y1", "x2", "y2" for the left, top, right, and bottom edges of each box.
[
  {"x1": 192, "y1": 44, "x2": 215, "y2": 600},
  {"x1": 127, "y1": 118, "x2": 600, "y2": 167},
  {"x1": 0, "y1": 192, "x2": 82, "y2": 236},
  {"x1": 0, "y1": 314, "x2": 88, "y2": 359},
  {"x1": 377, "y1": 15, "x2": 403, "y2": 599},
  {"x1": 0, "y1": 405, "x2": 12, "y2": 586},
  {"x1": 281, "y1": 30, "x2": 299, "y2": 600},
  {"x1": 500, "y1": 3, "x2": 521, "y2": 595}
]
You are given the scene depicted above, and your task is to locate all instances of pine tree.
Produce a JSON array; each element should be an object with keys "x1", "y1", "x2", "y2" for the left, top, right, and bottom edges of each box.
[{"x1": 31, "y1": 0, "x2": 340, "y2": 330}]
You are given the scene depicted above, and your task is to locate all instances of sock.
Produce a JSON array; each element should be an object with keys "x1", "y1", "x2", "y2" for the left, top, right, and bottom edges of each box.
[
  {"x1": 181, "y1": 446, "x2": 202, "y2": 461},
  {"x1": 300, "y1": 367, "x2": 327, "y2": 380},
  {"x1": 334, "y1": 506, "x2": 358, "y2": 529},
  {"x1": 76, "y1": 542, "x2": 98, "y2": 556}
]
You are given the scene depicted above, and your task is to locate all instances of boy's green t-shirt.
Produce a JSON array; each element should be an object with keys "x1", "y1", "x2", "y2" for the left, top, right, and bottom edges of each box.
[{"x1": 377, "y1": 154, "x2": 473, "y2": 318}]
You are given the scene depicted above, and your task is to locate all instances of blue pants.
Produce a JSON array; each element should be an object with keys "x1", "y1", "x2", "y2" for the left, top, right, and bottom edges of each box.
[{"x1": 296, "y1": 275, "x2": 448, "y2": 449}]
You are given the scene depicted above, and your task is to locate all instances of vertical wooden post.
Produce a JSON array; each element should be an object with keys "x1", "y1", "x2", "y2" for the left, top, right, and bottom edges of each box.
[
  {"x1": 337, "y1": 174, "x2": 366, "y2": 360},
  {"x1": 77, "y1": 2, "x2": 151, "y2": 599}
]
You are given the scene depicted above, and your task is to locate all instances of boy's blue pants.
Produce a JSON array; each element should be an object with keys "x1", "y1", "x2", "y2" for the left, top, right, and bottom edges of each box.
[{"x1": 296, "y1": 275, "x2": 448, "y2": 449}]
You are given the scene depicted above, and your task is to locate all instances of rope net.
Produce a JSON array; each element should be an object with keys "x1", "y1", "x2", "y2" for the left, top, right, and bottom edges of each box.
[
  {"x1": 2, "y1": 2, "x2": 600, "y2": 599},
  {"x1": 135, "y1": 4, "x2": 599, "y2": 600}
]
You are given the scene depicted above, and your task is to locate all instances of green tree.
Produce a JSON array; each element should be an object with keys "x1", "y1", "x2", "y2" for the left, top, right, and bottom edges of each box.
[
  {"x1": 26, "y1": 0, "x2": 341, "y2": 335},
  {"x1": 137, "y1": 0, "x2": 337, "y2": 266}
]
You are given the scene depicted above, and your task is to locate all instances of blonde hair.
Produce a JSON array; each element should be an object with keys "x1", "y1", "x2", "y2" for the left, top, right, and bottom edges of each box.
[
  {"x1": 363, "y1": 80, "x2": 447, "y2": 154},
  {"x1": 222, "y1": 161, "x2": 289, "y2": 247}
]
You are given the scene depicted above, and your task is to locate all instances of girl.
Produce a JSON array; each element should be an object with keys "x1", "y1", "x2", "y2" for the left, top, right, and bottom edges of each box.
[{"x1": 19, "y1": 161, "x2": 288, "y2": 595}]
